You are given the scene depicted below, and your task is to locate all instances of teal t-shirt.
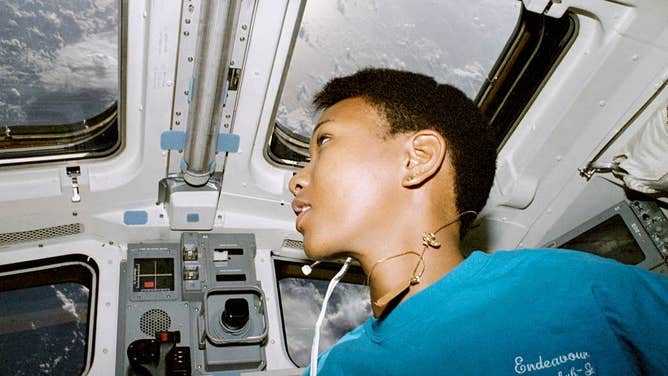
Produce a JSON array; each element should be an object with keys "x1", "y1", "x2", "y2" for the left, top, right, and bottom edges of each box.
[{"x1": 304, "y1": 249, "x2": 668, "y2": 375}]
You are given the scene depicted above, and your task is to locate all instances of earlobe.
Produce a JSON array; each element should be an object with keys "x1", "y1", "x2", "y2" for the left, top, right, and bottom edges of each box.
[{"x1": 402, "y1": 130, "x2": 447, "y2": 187}]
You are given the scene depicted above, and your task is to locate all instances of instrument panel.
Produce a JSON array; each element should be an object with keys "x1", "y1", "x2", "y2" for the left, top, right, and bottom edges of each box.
[{"x1": 117, "y1": 233, "x2": 269, "y2": 375}]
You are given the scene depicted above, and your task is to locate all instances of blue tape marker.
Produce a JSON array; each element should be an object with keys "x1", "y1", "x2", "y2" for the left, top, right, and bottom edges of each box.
[
  {"x1": 186, "y1": 213, "x2": 200, "y2": 223},
  {"x1": 123, "y1": 210, "x2": 148, "y2": 225},
  {"x1": 216, "y1": 133, "x2": 240, "y2": 153},
  {"x1": 161, "y1": 131, "x2": 186, "y2": 150}
]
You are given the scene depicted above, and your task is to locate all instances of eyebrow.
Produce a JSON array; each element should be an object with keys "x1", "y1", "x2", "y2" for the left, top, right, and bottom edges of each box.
[{"x1": 312, "y1": 119, "x2": 332, "y2": 134}]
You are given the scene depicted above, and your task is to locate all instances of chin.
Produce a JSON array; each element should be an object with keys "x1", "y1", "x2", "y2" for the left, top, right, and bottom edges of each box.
[
  {"x1": 302, "y1": 236, "x2": 335, "y2": 260},
  {"x1": 302, "y1": 240, "x2": 323, "y2": 259}
]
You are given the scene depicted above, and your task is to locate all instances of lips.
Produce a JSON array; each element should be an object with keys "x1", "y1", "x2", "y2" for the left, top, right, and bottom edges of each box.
[{"x1": 291, "y1": 198, "x2": 312, "y2": 230}]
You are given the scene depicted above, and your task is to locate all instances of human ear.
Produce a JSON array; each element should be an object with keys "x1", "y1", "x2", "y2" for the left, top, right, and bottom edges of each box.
[{"x1": 402, "y1": 130, "x2": 447, "y2": 187}]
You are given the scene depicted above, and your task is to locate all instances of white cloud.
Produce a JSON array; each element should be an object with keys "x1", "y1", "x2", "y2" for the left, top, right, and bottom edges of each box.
[
  {"x1": 279, "y1": 278, "x2": 371, "y2": 366},
  {"x1": 0, "y1": 38, "x2": 25, "y2": 49},
  {"x1": 53, "y1": 286, "x2": 81, "y2": 321},
  {"x1": 320, "y1": 283, "x2": 370, "y2": 349},
  {"x1": 38, "y1": 9, "x2": 62, "y2": 28},
  {"x1": 450, "y1": 62, "x2": 484, "y2": 80},
  {"x1": 94, "y1": 0, "x2": 116, "y2": 8},
  {"x1": 38, "y1": 30, "x2": 118, "y2": 94},
  {"x1": 5, "y1": 3, "x2": 35, "y2": 19}
]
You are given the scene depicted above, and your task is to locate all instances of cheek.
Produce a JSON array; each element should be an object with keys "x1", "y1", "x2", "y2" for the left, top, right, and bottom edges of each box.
[
  {"x1": 302, "y1": 161, "x2": 371, "y2": 249},
  {"x1": 314, "y1": 158, "x2": 395, "y2": 226}
]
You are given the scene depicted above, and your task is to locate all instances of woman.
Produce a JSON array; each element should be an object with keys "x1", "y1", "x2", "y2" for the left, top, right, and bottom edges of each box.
[{"x1": 289, "y1": 68, "x2": 668, "y2": 375}]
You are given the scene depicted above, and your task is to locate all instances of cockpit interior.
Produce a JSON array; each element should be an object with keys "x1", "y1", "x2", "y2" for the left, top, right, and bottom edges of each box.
[{"x1": 0, "y1": 0, "x2": 666, "y2": 374}]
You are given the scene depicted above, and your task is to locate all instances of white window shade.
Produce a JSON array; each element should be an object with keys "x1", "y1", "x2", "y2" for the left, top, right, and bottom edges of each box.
[{"x1": 612, "y1": 105, "x2": 668, "y2": 195}]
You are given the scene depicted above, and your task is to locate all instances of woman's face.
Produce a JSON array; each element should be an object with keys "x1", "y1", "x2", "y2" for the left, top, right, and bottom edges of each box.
[{"x1": 289, "y1": 97, "x2": 409, "y2": 260}]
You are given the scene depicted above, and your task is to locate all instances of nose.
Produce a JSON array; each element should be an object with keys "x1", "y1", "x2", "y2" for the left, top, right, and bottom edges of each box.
[{"x1": 289, "y1": 166, "x2": 309, "y2": 196}]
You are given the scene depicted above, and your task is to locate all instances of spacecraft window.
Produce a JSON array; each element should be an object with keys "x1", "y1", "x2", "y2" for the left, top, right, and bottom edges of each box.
[
  {"x1": 274, "y1": 258, "x2": 371, "y2": 367},
  {"x1": 0, "y1": 0, "x2": 120, "y2": 163},
  {"x1": 267, "y1": 0, "x2": 521, "y2": 166},
  {"x1": 0, "y1": 255, "x2": 98, "y2": 375}
]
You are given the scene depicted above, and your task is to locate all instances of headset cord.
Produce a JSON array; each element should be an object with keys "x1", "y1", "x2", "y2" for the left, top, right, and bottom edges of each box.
[{"x1": 309, "y1": 257, "x2": 353, "y2": 376}]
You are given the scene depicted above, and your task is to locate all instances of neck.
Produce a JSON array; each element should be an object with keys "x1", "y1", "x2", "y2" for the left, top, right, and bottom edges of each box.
[{"x1": 360, "y1": 227, "x2": 463, "y2": 319}]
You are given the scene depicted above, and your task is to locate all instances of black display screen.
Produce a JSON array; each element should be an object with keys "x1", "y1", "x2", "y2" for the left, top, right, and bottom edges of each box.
[
  {"x1": 560, "y1": 214, "x2": 645, "y2": 265},
  {"x1": 132, "y1": 258, "x2": 175, "y2": 292}
]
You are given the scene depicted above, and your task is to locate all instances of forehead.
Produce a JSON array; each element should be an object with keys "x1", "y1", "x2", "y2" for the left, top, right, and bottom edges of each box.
[{"x1": 312, "y1": 97, "x2": 387, "y2": 138}]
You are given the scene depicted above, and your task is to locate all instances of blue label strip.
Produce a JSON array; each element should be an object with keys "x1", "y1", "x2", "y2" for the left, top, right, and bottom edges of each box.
[{"x1": 123, "y1": 210, "x2": 148, "y2": 225}]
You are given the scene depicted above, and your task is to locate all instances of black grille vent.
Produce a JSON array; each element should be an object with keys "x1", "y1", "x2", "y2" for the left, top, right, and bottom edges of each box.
[{"x1": 0, "y1": 223, "x2": 84, "y2": 246}]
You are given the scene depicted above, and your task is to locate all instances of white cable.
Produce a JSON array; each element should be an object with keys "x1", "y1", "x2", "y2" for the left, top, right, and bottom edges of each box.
[
  {"x1": 309, "y1": 257, "x2": 353, "y2": 376},
  {"x1": 302, "y1": 261, "x2": 321, "y2": 276}
]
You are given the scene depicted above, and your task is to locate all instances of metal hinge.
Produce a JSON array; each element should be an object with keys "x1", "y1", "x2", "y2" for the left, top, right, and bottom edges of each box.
[
  {"x1": 66, "y1": 166, "x2": 81, "y2": 203},
  {"x1": 577, "y1": 161, "x2": 616, "y2": 181}
]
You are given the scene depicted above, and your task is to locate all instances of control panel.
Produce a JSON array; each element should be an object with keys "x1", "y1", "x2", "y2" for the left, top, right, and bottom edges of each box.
[
  {"x1": 629, "y1": 200, "x2": 668, "y2": 260},
  {"x1": 546, "y1": 199, "x2": 668, "y2": 274},
  {"x1": 117, "y1": 233, "x2": 268, "y2": 375}
]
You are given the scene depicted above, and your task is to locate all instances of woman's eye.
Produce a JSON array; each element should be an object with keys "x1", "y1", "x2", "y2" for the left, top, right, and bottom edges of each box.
[{"x1": 316, "y1": 134, "x2": 331, "y2": 146}]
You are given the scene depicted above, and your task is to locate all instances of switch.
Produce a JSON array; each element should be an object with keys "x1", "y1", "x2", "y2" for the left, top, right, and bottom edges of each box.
[
  {"x1": 183, "y1": 243, "x2": 198, "y2": 261},
  {"x1": 184, "y1": 266, "x2": 199, "y2": 280}
]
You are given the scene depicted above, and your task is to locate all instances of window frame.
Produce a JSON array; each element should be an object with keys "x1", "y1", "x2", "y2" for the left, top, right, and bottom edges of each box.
[
  {"x1": 266, "y1": 121, "x2": 311, "y2": 168},
  {"x1": 0, "y1": 254, "x2": 99, "y2": 375},
  {"x1": 0, "y1": 102, "x2": 121, "y2": 165}
]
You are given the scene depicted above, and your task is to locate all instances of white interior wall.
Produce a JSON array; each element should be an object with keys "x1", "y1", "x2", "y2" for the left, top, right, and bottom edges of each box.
[{"x1": 466, "y1": 0, "x2": 668, "y2": 251}]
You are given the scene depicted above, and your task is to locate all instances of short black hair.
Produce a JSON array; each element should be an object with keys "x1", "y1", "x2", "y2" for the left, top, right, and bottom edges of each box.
[{"x1": 313, "y1": 68, "x2": 496, "y2": 235}]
